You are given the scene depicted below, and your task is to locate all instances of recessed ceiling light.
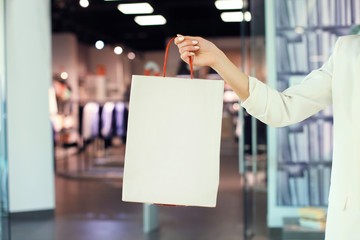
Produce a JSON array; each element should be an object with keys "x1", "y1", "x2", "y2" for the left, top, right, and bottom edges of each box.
[
  {"x1": 220, "y1": 11, "x2": 244, "y2": 22},
  {"x1": 134, "y1": 15, "x2": 166, "y2": 26},
  {"x1": 128, "y1": 52, "x2": 136, "y2": 60},
  {"x1": 215, "y1": 0, "x2": 243, "y2": 10},
  {"x1": 95, "y1": 40, "x2": 104, "y2": 50},
  {"x1": 244, "y1": 11, "x2": 252, "y2": 22},
  {"x1": 117, "y1": 3, "x2": 154, "y2": 14},
  {"x1": 114, "y1": 46, "x2": 123, "y2": 55},
  {"x1": 79, "y1": 0, "x2": 89, "y2": 8},
  {"x1": 60, "y1": 72, "x2": 68, "y2": 80}
]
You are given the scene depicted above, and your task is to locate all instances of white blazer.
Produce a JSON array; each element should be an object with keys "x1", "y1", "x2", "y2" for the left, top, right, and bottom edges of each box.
[{"x1": 241, "y1": 35, "x2": 360, "y2": 240}]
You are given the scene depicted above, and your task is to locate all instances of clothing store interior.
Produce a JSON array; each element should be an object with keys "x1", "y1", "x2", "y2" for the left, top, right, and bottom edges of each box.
[{"x1": 1, "y1": 0, "x2": 359, "y2": 240}]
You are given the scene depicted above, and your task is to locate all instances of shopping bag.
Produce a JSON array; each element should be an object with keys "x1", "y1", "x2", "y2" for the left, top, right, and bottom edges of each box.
[{"x1": 122, "y1": 38, "x2": 224, "y2": 207}]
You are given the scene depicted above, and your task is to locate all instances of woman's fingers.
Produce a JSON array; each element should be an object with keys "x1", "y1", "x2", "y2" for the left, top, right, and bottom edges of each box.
[
  {"x1": 175, "y1": 35, "x2": 185, "y2": 44},
  {"x1": 180, "y1": 51, "x2": 195, "y2": 63},
  {"x1": 177, "y1": 39, "x2": 198, "y2": 48},
  {"x1": 175, "y1": 35, "x2": 204, "y2": 65},
  {"x1": 175, "y1": 36, "x2": 200, "y2": 56},
  {"x1": 175, "y1": 35, "x2": 199, "y2": 46},
  {"x1": 175, "y1": 34, "x2": 185, "y2": 45},
  {"x1": 178, "y1": 45, "x2": 200, "y2": 54}
]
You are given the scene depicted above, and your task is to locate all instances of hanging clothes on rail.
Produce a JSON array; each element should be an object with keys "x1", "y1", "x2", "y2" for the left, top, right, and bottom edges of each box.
[
  {"x1": 101, "y1": 102, "x2": 115, "y2": 148},
  {"x1": 82, "y1": 102, "x2": 100, "y2": 143},
  {"x1": 115, "y1": 102, "x2": 128, "y2": 143},
  {"x1": 101, "y1": 102, "x2": 115, "y2": 138}
]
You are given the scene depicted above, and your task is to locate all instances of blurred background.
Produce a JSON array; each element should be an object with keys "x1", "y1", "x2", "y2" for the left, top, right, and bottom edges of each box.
[{"x1": 0, "y1": 0, "x2": 358, "y2": 239}]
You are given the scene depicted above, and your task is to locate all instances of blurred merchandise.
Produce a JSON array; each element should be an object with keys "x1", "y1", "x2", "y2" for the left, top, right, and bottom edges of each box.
[
  {"x1": 299, "y1": 218, "x2": 326, "y2": 231},
  {"x1": 298, "y1": 207, "x2": 326, "y2": 220}
]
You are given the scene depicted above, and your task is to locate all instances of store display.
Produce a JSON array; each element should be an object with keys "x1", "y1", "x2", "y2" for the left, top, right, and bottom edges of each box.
[
  {"x1": 282, "y1": 217, "x2": 325, "y2": 240},
  {"x1": 298, "y1": 207, "x2": 327, "y2": 230},
  {"x1": 298, "y1": 207, "x2": 326, "y2": 220},
  {"x1": 299, "y1": 218, "x2": 326, "y2": 231},
  {"x1": 266, "y1": 0, "x2": 358, "y2": 227},
  {"x1": 274, "y1": 0, "x2": 356, "y2": 207}
]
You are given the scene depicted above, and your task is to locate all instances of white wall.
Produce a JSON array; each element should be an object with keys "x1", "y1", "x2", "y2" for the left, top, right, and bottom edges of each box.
[
  {"x1": 88, "y1": 46, "x2": 119, "y2": 81},
  {"x1": 78, "y1": 43, "x2": 89, "y2": 79},
  {"x1": 121, "y1": 53, "x2": 132, "y2": 94},
  {"x1": 6, "y1": 0, "x2": 55, "y2": 213},
  {"x1": 54, "y1": 37, "x2": 132, "y2": 101},
  {"x1": 52, "y1": 33, "x2": 79, "y2": 101},
  {"x1": 83, "y1": 41, "x2": 138, "y2": 100}
]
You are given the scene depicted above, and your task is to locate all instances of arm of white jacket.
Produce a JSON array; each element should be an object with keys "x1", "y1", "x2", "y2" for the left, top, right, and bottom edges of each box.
[{"x1": 241, "y1": 38, "x2": 341, "y2": 128}]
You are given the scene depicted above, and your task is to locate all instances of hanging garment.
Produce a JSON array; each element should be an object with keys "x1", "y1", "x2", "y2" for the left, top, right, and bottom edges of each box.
[
  {"x1": 82, "y1": 102, "x2": 100, "y2": 141},
  {"x1": 101, "y1": 102, "x2": 115, "y2": 138},
  {"x1": 115, "y1": 102, "x2": 126, "y2": 138}
]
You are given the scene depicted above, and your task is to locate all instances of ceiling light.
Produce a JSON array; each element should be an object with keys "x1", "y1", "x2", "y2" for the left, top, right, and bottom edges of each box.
[
  {"x1": 215, "y1": 0, "x2": 243, "y2": 10},
  {"x1": 220, "y1": 11, "x2": 243, "y2": 22},
  {"x1": 117, "y1": 3, "x2": 154, "y2": 14},
  {"x1": 79, "y1": 0, "x2": 89, "y2": 8},
  {"x1": 244, "y1": 11, "x2": 252, "y2": 22},
  {"x1": 233, "y1": 103, "x2": 240, "y2": 111},
  {"x1": 128, "y1": 52, "x2": 136, "y2": 60},
  {"x1": 60, "y1": 72, "x2": 68, "y2": 80},
  {"x1": 134, "y1": 15, "x2": 166, "y2": 26},
  {"x1": 95, "y1": 40, "x2": 104, "y2": 50},
  {"x1": 114, "y1": 46, "x2": 123, "y2": 55}
]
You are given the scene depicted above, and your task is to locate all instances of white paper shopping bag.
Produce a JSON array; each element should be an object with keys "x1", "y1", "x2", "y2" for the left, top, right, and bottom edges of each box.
[{"x1": 122, "y1": 38, "x2": 224, "y2": 207}]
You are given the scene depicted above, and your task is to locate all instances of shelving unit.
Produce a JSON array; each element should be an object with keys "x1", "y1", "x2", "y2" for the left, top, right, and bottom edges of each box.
[{"x1": 265, "y1": 0, "x2": 359, "y2": 228}]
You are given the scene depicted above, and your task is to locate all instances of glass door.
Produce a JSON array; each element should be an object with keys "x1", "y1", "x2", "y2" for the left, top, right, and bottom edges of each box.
[
  {"x1": 266, "y1": 0, "x2": 353, "y2": 230},
  {"x1": 0, "y1": 0, "x2": 9, "y2": 239},
  {"x1": 241, "y1": 0, "x2": 268, "y2": 239}
]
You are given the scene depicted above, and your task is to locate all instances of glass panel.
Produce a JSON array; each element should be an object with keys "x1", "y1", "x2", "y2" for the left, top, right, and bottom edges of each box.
[
  {"x1": 241, "y1": 0, "x2": 267, "y2": 239},
  {"x1": 265, "y1": 0, "x2": 358, "y2": 232},
  {"x1": 274, "y1": 0, "x2": 352, "y2": 210},
  {"x1": 0, "y1": 0, "x2": 9, "y2": 238}
]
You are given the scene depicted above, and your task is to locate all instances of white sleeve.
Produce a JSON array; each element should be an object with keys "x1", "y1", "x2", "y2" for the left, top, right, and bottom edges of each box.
[{"x1": 240, "y1": 38, "x2": 341, "y2": 127}]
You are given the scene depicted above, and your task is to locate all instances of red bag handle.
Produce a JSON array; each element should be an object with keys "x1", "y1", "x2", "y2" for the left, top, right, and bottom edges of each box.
[
  {"x1": 163, "y1": 37, "x2": 194, "y2": 79},
  {"x1": 155, "y1": 37, "x2": 193, "y2": 208}
]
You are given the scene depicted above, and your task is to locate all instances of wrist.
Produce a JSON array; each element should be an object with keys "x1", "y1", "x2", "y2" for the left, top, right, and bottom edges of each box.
[{"x1": 210, "y1": 49, "x2": 228, "y2": 72}]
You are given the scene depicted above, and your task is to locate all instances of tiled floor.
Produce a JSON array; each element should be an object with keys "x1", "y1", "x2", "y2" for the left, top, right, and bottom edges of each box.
[{"x1": 8, "y1": 137, "x2": 272, "y2": 240}]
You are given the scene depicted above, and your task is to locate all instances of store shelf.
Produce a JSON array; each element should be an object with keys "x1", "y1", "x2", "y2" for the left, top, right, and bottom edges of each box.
[
  {"x1": 266, "y1": 0, "x2": 357, "y2": 228},
  {"x1": 276, "y1": 25, "x2": 354, "y2": 32},
  {"x1": 278, "y1": 162, "x2": 332, "y2": 168},
  {"x1": 278, "y1": 72, "x2": 312, "y2": 76},
  {"x1": 282, "y1": 217, "x2": 325, "y2": 240}
]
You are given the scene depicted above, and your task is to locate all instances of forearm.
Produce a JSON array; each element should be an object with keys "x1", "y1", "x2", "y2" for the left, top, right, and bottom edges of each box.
[
  {"x1": 211, "y1": 51, "x2": 250, "y2": 102},
  {"x1": 176, "y1": 35, "x2": 334, "y2": 128},
  {"x1": 211, "y1": 50, "x2": 331, "y2": 128}
]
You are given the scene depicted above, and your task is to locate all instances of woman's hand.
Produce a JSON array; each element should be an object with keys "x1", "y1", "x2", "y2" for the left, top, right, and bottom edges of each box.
[
  {"x1": 175, "y1": 34, "x2": 250, "y2": 102},
  {"x1": 174, "y1": 34, "x2": 225, "y2": 68}
]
